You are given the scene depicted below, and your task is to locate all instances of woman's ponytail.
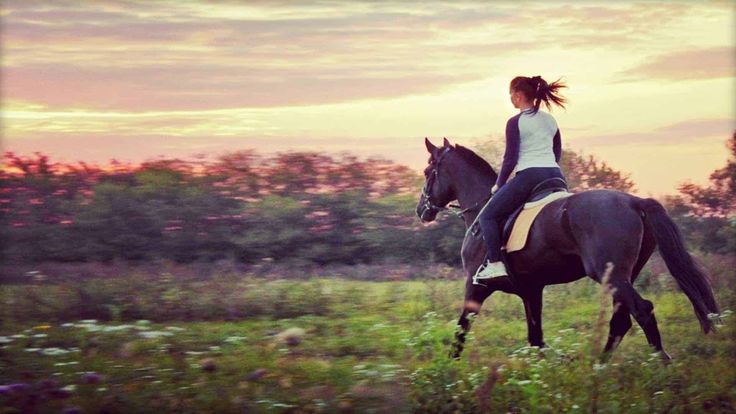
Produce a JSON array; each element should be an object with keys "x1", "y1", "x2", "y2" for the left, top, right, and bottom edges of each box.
[{"x1": 511, "y1": 76, "x2": 567, "y2": 113}]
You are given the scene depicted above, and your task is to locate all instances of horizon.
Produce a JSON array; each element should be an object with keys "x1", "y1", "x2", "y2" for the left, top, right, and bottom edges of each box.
[{"x1": 1, "y1": 1, "x2": 734, "y2": 197}]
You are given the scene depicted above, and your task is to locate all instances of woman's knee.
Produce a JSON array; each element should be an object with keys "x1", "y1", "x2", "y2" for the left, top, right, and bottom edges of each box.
[{"x1": 479, "y1": 205, "x2": 505, "y2": 225}]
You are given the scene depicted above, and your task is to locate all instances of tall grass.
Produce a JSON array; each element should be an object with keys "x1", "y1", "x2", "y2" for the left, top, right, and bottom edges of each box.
[{"x1": 1, "y1": 260, "x2": 734, "y2": 413}]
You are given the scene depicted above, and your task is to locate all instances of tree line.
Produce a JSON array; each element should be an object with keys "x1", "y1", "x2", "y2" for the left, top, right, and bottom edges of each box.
[{"x1": 1, "y1": 136, "x2": 733, "y2": 266}]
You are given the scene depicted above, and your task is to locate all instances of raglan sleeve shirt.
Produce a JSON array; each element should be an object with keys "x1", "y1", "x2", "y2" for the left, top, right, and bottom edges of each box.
[{"x1": 495, "y1": 115, "x2": 521, "y2": 188}]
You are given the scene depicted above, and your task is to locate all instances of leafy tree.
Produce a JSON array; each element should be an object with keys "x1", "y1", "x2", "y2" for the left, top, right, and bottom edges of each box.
[
  {"x1": 676, "y1": 132, "x2": 735, "y2": 217},
  {"x1": 559, "y1": 149, "x2": 635, "y2": 192},
  {"x1": 470, "y1": 138, "x2": 635, "y2": 192},
  {"x1": 665, "y1": 133, "x2": 736, "y2": 254}
]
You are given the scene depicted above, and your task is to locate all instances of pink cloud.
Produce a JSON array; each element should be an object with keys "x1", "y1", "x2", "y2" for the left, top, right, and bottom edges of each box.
[{"x1": 617, "y1": 46, "x2": 735, "y2": 81}]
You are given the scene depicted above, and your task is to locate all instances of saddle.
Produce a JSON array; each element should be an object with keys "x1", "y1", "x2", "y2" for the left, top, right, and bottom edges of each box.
[{"x1": 470, "y1": 177, "x2": 570, "y2": 251}]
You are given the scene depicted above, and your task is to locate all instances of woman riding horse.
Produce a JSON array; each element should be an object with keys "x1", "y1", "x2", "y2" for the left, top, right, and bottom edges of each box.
[
  {"x1": 476, "y1": 75, "x2": 568, "y2": 282},
  {"x1": 416, "y1": 79, "x2": 720, "y2": 360}
]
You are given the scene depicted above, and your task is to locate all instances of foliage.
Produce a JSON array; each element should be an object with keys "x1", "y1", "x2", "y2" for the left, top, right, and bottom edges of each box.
[
  {"x1": 470, "y1": 136, "x2": 637, "y2": 193},
  {"x1": 0, "y1": 264, "x2": 734, "y2": 413},
  {"x1": 1, "y1": 136, "x2": 732, "y2": 265},
  {"x1": 663, "y1": 133, "x2": 736, "y2": 255}
]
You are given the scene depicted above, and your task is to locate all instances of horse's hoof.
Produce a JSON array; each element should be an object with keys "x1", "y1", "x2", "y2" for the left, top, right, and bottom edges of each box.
[
  {"x1": 661, "y1": 350, "x2": 673, "y2": 364},
  {"x1": 599, "y1": 352, "x2": 613, "y2": 364}
]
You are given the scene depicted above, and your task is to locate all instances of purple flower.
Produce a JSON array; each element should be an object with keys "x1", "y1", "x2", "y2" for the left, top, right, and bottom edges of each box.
[
  {"x1": 48, "y1": 388, "x2": 72, "y2": 399},
  {"x1": 0, "y1": 385, "x2": 11, "y2": 396},
  {"x1": 246, "y1": 368, "x2": 268, "y2": 382},
  {"x1": 61, "y1": 406, "x2": 83, "y2": 414},
  {"x1": 8, "y1": 383, "x2": 29, "y2": 393},
  {"x1": 80, "y1": 372, "x2": 102, "y2": 384},
  {"x1": 37, "y1": 378, "x2": 60, "y2": 389}
]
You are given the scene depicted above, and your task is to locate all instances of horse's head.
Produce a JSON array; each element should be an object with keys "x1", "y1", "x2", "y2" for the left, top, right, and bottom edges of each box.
[{"x1": 416, "y1": 137, "x2": 458, "y2": 222}]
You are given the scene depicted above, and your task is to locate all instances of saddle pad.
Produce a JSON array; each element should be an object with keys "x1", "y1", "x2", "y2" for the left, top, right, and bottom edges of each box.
[{"x1": 506, "y1": 191, "x2": 573, "y2": 253}]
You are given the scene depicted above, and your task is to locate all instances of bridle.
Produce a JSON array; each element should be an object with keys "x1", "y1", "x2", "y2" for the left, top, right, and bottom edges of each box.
[
  {"x1": 420, "y1": 147, "x2": 451, "y2": 215},
  {"x1": 420, "y1": 147, "x2": 493, "y2": 218}
]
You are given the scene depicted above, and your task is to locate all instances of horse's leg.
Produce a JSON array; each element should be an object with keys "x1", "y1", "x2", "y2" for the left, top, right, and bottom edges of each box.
[
  {"x1": 616, "y1": 228, "x2": 672, "y2": 361},
  {"x1": 602, "y1": 229, "x2": 655, "y2": 359},
  {"x1": 601, "y1": 300, "x2": 632, "y2": 359},
  {"x1": 626, "y1": 288, "x2": 671, "y2": 361},
  {"x1": 521, "y1": 287, "x2": 546, "y2": 347},
  {"x1": 451, "y1": 276, "x2": 516, "y2": 359},
  {"x1": 607, "y1": 275, "x2": 671, "y2": 362}
]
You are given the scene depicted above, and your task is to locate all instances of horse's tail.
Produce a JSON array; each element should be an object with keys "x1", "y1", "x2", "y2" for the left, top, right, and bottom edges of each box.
[{"x1": 637, "y1": 198, "x2": 720, "y2": 333}]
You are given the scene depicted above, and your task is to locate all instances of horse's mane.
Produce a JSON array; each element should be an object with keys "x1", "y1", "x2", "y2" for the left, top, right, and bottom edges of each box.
[{"x1": 453, "y1": 144, "x2": 496, "y2": 178}]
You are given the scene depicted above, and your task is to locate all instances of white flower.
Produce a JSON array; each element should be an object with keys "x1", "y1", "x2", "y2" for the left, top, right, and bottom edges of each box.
[
  {"x1": 138, "y1": 331, "x2": 173, "y2": 339},
  {"x1": 42, "y1": 347, "x2": 71, "y2": 356}
]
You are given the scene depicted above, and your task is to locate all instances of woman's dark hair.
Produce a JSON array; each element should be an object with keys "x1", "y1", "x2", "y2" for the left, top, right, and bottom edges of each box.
[{"x1": 510, "y1": 76, "x2": 567, "y2": 113}]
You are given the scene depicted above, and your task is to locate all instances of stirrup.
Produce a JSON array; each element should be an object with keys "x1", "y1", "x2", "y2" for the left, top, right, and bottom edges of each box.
[{"x1": 473, "y1": 260, "x2": 508, "y2": 285}]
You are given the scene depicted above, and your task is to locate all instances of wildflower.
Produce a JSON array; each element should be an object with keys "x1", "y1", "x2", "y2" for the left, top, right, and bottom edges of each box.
[
  {"x1": 200, "y1": 358, "x2": 217, "y2": 372},
  {"x1": 0, "y1": 336, "x2": 12, "y2": 344},
  {"x1": 81, "y1": 372, "x2": 103, "y2": 384},
  {"x1": 275, "y1": 327, "x2": 305, "y2": 347},
  {"x1": 138, "y1": 330, "x2": 173, "y2": 339},
  {"x1": 61, "y1": 406, "x2": 83, "y2": 414},
  {"x1": 32, "y1": 324, "x2": 52, "y2": 330},
  {"x1": 165, "y1": 326, "x2": 185, "y2": 331},
  {"x1": 246, "y1": 368, "x2": 268, "y2": 382},
  {"x1": 48, "y1": 388, "x2": 73, "y2": 399},
  {"x1": 36, "y1": 378, "x2": 60, "y2": 389},
  {"x1": 42, "y1": 347, "x2": 71, "y2": 356},
  {"x1": 8, "y1": 383, "x2": 30, "y2": 393}
]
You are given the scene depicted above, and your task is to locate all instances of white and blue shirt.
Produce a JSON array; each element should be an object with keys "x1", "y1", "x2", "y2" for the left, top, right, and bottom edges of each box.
[{"x1": 495, "y1": 107, "x2": 562, "y2": 187}]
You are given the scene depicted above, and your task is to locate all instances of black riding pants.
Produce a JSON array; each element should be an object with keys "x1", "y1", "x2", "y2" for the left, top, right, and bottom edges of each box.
[{"x1": 478, "y1": 167, "x2": 566, "y2": 262}]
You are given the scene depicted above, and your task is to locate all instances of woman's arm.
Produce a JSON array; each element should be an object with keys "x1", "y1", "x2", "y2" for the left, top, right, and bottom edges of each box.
[{"x1": 495, "y1": 116, "x2": 521, "y2": 188}]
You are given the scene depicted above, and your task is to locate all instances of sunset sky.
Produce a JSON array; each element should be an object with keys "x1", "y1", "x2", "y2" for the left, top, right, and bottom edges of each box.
[{"x1": 1, "y1": 1, "x2": 734, "y2": 196}]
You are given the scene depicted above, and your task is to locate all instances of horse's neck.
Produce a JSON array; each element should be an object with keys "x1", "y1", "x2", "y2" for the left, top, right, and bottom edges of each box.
[{"x1": 449, "y1": 164, "x2": 496, "y2": 229}]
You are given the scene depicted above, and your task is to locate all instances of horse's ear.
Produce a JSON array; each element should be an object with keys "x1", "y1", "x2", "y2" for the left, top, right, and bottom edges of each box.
[
  {"x1": 443, "y1": 137, "x2": 451, "y2": 148},
  {"x1": 425, "y1": 137, "x2": 437, "y2": 154}
]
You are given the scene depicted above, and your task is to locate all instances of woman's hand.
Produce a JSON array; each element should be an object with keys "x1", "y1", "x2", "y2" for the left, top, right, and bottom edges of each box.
[{"x1": 491, "y1": 184, "x2": 499, "y2": 195}]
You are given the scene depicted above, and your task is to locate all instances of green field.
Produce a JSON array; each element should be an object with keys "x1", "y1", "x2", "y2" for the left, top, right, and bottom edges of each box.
[{"x1": 1, "y1": 270, "x2": 735, "y2": 413}]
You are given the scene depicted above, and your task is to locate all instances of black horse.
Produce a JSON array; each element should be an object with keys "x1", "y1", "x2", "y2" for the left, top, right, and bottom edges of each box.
[{"x1": 416, "y1": 138, "x2": 720, "y2": 361}]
